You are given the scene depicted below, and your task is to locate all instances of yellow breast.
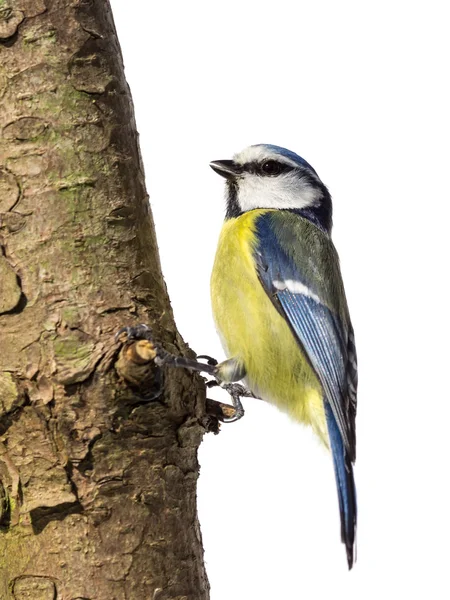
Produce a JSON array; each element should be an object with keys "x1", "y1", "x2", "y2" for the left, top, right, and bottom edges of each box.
[{"x1": 210, "y1": 210, "x2": 328, "y2": 445}]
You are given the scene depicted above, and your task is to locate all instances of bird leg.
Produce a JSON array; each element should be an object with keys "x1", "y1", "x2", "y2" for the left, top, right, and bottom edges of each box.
[
  {"x1": 115, "y1": 324, "x2": 253, "y2": 422},
  {"x1": 206, "y1": 380, "x2": 260, "y2": 422}
]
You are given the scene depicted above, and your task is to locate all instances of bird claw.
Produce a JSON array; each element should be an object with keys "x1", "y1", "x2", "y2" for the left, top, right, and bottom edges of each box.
[
  {"x1": 115, "y1": 324, "x2": 165, "y2": 363},
  {"x1": 197, "y1": 355, "x2": 218, "y2": 366},
  {"x1": 220, "y1": 388, "x2": 245, "y2": 422},
  {"x1": 115, "y1": 323, "x2": 154, "y2": 344},
  {"x1": 206, "y1": 379, "x2": 219, "y2": 388}
]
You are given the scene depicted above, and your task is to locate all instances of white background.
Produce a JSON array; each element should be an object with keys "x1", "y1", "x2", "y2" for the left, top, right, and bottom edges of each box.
[{"x1": 110, "y1": 2, "x2": 450, "y2": 598}]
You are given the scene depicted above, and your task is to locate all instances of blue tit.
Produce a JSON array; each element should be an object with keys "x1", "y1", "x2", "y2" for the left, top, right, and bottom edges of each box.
[{"x1": 209, "y1": 144, "x2": 357, "y2": 569}]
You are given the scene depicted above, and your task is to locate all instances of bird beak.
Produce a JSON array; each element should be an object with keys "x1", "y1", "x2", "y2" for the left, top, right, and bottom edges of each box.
[{"x1": 209, "y1": 160, "x2": 241, "y2": 179}]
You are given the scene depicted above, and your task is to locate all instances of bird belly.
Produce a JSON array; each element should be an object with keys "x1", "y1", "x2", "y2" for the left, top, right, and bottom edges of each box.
[{"x1": 211, "y1": 210, "x2": 328, "y2": 445}]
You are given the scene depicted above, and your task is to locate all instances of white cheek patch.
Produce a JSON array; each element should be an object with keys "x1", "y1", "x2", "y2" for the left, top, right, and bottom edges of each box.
[
  {"x1": 237, "y1": 172, "x2": 321, "y2": 212},
  {"x1": 273, "y1": 279, "x2": 321, "y2": 303}
]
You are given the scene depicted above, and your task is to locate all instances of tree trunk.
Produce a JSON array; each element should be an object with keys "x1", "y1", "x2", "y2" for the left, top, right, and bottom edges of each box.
[{"x1": 0, "y1": 1, "x2": 210, "y2": 598}]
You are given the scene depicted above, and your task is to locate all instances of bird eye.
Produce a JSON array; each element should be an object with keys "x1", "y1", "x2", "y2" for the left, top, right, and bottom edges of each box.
[{"x1": 261, "y1": 160, "x2": 283, "y2": 176}]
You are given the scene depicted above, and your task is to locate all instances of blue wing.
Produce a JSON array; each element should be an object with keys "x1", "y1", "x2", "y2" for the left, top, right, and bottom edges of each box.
[{"x1": 254, "y1": 210, "x2": 357, "y2": 568}]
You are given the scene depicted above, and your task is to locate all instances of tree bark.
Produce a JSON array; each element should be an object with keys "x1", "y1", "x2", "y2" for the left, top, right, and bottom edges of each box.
[{"x1": 0, "y1": 1, "x2": 211, "y2": 598}]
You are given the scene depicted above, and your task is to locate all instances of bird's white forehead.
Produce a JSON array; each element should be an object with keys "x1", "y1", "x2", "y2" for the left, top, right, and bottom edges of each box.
[{"x1": 233, "y1": 145, "x2": 300, "y2": 169}]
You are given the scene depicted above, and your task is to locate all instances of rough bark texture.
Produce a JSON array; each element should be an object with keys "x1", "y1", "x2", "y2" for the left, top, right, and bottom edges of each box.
[{"x1": 0, "y1": 1, "x2": 210, "y2": 598}]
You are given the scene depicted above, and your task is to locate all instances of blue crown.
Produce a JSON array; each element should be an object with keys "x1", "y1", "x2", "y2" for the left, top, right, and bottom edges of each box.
[{"x1": 256, "y1": 144, "x2": 318, "y2": 175}]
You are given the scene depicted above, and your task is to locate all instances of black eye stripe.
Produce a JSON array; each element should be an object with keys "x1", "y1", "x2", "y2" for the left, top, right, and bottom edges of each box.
[{"x1": 241, "y1": 160, "x2": 293, "y2": 177}]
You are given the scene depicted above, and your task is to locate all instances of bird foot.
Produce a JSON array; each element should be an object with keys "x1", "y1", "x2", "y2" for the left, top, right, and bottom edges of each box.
[{"x1": 115, "y1": 325, "x2": 246, "y2": 422}]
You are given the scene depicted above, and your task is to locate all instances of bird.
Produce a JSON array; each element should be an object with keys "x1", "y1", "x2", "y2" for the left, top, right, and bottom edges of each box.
[{"x1": 209, "y1": 143, "x2": 358, "y2": 569}]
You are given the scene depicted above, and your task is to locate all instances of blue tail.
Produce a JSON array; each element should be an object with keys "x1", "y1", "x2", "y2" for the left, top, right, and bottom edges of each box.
[{"x1": 325, "y1": 402, "x2": 357, "y2": 569}]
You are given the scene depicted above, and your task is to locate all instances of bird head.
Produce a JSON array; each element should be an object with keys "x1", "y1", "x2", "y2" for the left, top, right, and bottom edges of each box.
[{"x1": 210, "y1": 144, "x2": 332, "y2": 233}]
